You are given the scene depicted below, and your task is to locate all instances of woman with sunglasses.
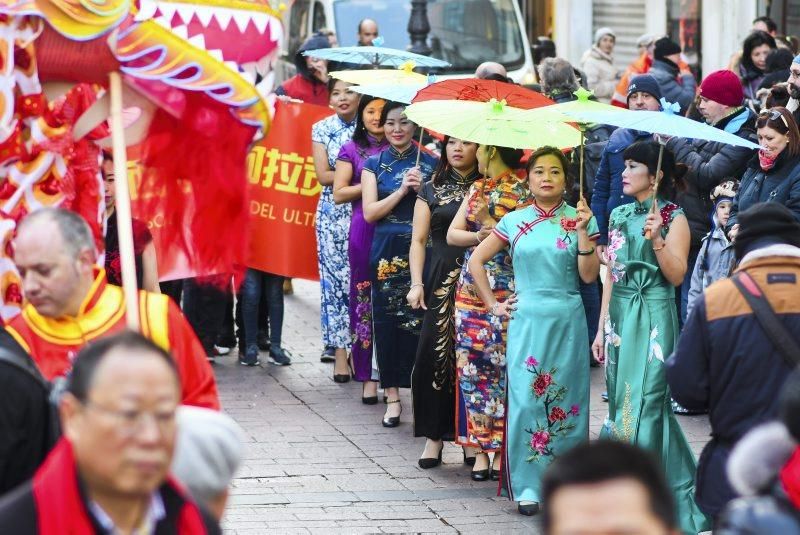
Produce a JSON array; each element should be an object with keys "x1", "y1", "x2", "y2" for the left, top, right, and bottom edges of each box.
[{"x1": 727, "y1": 106, "x2": 800, "y2": 239}]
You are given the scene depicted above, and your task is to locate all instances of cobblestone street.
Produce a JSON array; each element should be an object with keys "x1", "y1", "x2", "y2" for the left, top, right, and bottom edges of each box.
[{"x1": 217, "y1": 280, "x2": 712, "y2": 534}]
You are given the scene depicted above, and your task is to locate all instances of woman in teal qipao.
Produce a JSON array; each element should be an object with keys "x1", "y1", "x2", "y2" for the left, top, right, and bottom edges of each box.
[
  {"x1": 468, "y1": 147, "x2": 600, "y2": 516},
  {"x1": 592, "y1": 140, "x2": 710, "y2": 534}
]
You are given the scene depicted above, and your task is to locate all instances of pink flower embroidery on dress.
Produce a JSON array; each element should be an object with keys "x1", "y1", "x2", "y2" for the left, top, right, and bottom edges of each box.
[
  {"x1": 530, "y1": 430, "x2": 550, "y2": 453},
  {"x1": 525, "y1": 356, "x2": 581, "y2": 462},
  {"x1": 606, "y1": 228, "x2": 627, "y2": 282},
  {"x1": 559, "y1": 216, "x2": 578, "y2": 233}
]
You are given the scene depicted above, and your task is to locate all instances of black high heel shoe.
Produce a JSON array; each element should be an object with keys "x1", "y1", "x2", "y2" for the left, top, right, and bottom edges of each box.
[
  {"x1": 382, "y1": 399, "x2": 402, "y2": 427},
  {"x1": 362, "y1": 382, "x2": 379, "y2": 405},
  {"x1": 418, "y1": 443, "x2": 443, "y2": 469},
  {"x1": 517, "y1": 501, "x2": 540, "y2": 516},
  {"x1": 462, "y1": 447, "x2": 476, "y2": 466},
  {"x1": 333, "y1": 353, "x2": 352, "y2": 383},
  {"x1": 471, "y1": 454, "x2": 490, "y2": 481}
]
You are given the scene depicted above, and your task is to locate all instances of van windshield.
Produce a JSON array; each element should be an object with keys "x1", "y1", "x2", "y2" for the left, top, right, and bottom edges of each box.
[{"x1": 333, "y1": 0, "x2": 525, "y2": 73}]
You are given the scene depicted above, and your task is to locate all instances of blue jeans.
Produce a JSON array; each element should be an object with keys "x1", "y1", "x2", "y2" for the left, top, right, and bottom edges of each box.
[
  {"x1": 241, "y1": 269, "x2": 284, "y2": 349},
  {"x1": 680, "y1": 248, "x2": 699, "y2": 328},
  {"x1": 580, "y1": 280, "x2": 600, "y2": 349}
]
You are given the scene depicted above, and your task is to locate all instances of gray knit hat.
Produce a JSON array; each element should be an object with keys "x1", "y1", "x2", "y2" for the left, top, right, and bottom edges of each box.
[
  {"x1": 172, "y1": 406, "x2": 246, "y2": 505},
  {"x1": 594, "y1": 27, "x2": 616, "y2": 45}
]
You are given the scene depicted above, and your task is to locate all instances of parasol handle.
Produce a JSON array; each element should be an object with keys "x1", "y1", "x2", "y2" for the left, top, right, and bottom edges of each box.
[
  {"x1": 578, "y1": 126, "x2": 586, "y2": 202},
  {"x1": 415, "y1": 126, "x2": 424, "y2": 167},
  {"x1": 109, "y1": 71, "x2": 140, "y2": 330},
  {"x1": 644, "y1": 144, "x2": 665, "y2": 241}
]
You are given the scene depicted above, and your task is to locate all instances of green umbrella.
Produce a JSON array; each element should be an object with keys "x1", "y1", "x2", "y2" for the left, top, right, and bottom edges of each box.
[
  {"x1": 526, "y1": 87, "x2": 631, "y2": 199},
  {"x1": 403, "y1": 98, "x2": 581, "y2": 150}
]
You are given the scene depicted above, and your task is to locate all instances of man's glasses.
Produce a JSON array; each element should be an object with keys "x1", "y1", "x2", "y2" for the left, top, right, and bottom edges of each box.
[
  {"x1": 84, "y1": 400, "x2": 176, "y2": 437},
  {"x1": 759, "y1": 108, "x2": 790, "y2": 129}
]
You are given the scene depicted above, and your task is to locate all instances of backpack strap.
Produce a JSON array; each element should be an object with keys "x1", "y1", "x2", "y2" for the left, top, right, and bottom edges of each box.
[
  {"x1": 731, "y1": 271, "x2": 800, "y2": 369},
  {"x1": 0, "y1": 346, "x2": 47, "y2": 388}
]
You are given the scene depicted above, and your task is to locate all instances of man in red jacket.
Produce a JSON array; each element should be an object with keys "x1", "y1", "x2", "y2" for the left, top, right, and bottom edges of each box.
[
  {"x1": 0, "y1": 332, "x2": 220, "y2": 533},
  {"x1": 3, "y1": 208, "x2": 220, "y2": 409}
]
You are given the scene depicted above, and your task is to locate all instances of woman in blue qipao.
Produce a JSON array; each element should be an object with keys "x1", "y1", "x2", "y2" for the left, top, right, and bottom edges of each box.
[
  {"x1": 362, "y1": 101, "x2": 437, "y2": 427},
  {"x1": 311, "y1": 79, "x2": 358, "y2": 379},
  {"x1": 468, "y1": 147, "x2": 600, "y2": 517}
]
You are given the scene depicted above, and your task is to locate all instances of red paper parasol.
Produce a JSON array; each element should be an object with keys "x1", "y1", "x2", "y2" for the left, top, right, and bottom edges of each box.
[{"x1": 413, "y1": 79, "x2": 553, "y2": 109}]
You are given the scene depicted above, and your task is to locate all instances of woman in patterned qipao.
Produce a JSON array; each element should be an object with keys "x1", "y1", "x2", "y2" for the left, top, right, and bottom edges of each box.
[
  {"x1": 447, "y1": 145, "x2": 530, "y2": 481},
  {"x1": 407, "y1": 137, "x2": 479, "y2": 468},
  {"x1": 333, "y1": 96, "x2": 388, "y2": 402},
  {"x1": 362, "y1": 101, "x2": 437, "y2": 427},
  {"x1": 311, "y1": 79, "x2": 358, "y2": 379},
  {"x1": 592, "y1": 140, "x2": 710, "y2": 534},
  {"x1": 468, "y1": 147, "x2": 599, "y2": 516}
]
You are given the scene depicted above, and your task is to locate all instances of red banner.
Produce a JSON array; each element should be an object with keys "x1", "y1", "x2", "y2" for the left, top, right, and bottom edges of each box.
[{"x1": 245, "y1": 101, "x2": 332, "y2": 280}]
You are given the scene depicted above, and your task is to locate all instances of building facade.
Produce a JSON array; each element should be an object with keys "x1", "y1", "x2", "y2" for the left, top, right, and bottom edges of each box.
[{"x1": 522, "y1": 0, "x2": 794, "y2": 81}]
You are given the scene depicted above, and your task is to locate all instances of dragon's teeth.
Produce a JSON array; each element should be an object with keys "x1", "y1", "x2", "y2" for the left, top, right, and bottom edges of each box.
[
  {"x1": 175, "y1": 4, "x2": 195, "y2": 25},
  {"x1": 214, "y1": 10, "x2": 233, "y2": 30},
  {"x1": 252, "y1": 13, "x2": 270, "y2": 33},
  {"x1": 232, "y1": 11, "x2": 250, "y2": 32}
]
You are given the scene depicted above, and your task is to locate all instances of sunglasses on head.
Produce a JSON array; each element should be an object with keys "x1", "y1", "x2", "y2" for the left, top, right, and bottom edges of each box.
[{"x1": 759, "y1": 108, "x2": 790, "y2": 129}]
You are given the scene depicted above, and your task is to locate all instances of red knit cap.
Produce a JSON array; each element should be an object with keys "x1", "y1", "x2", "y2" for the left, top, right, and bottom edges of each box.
[{"x1": 699, "y1": 70, "x2": 744, "y2": 107}]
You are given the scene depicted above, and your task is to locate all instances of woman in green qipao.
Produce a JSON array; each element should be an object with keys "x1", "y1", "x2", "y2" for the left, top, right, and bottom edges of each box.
[
  {"x1": 469, "y1": 147, "x2": 600, "y2": 516},
  {"x1": 592, "y1": 140, "x2": 710, "y2": 534}
]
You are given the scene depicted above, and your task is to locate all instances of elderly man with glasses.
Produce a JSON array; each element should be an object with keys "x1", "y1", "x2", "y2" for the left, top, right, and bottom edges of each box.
[{"x1": 0, "y1": 332, "x2": 221, "y2": 533}]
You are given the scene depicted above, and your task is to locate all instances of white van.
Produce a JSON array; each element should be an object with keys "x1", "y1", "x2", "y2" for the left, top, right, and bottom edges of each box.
[{"x1": 276, "y1": 0, "x2": 536, "y2": 84}]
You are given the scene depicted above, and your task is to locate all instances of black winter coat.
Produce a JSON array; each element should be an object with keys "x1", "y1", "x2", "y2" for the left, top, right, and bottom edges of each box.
[
  {"x1": 0, "y1": 331, "x2": 54, "y2": 495},
  {"x1": 667, "y1": 108, "x2": 757, "y2": 249},
  {"x1": 727, "y1": 150, "x2": 800, "y2": 231},
  {"x1": 649, "y1": 59, "x2": 697, "y2": 113}
]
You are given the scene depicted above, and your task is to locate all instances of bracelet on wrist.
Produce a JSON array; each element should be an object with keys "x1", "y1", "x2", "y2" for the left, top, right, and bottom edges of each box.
[
  {"x1": 410, "y1": 283, "x2": 424, "y2": 289},
  {"x1": 652, "y1": 243, "x2": 666, "y2": 252},
  {"x1": 490, "y1": 302, "x2": 500, "y2": 315},
  {"x1": 578, "y1": 247, "x2": 595, "y2": 256}
]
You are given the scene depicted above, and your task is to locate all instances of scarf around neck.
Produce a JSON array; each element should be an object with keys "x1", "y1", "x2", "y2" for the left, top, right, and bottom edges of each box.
[{"x1": 759, "y1": 149, "x2": 779, "y2": 171}]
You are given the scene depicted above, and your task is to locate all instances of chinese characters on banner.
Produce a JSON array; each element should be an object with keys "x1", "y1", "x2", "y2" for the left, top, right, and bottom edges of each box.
[{"x1": 245, "y1": 100, "x2": 332, "y2": 280}]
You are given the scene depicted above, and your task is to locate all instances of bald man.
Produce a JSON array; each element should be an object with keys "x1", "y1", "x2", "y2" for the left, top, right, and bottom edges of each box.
[
  {"x1": 475, "y1": 62, "x2": 508, "y2": 80},
  {"x1": 358, "y1": 19, "x2": 379, "y2": 46}
]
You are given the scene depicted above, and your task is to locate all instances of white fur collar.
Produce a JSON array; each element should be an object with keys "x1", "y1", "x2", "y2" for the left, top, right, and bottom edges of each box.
[{"x1": 741, "y1": 244, "x2": 800, "y2": 265}]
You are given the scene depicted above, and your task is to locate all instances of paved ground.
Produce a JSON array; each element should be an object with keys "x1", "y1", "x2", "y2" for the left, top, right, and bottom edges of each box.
[{"x1": 216, "y1": 280, "x2": 712, "y2": 534}]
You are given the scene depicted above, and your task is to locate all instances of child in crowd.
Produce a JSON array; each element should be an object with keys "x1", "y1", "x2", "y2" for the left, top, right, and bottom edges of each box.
[{"x1": 686, "y1": 180, "x2": 738, "y2": 317}]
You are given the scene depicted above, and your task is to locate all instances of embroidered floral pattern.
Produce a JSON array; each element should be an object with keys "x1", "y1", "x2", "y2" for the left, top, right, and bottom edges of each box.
[
  {"x1": 610, "y1": 382, "x2": 635, "y2": 442},
  {"x1": 606, "y1": 228, "x2": 627, "y2": 282},
  {"x1": 375, "y1": 254, "x2": 421, "y2": 332},
  {"x1": 431, "y1": 267, "x2": 461, "y2": 390},
  {"x1": 647, "y1": 326, "x2": 664, "y2": 363},
  {"x1": 603, "y1": 318, "x2": 621, "y2": 365},
  {"x1": 524, "y1": 355, "x2": 581, "y2": 462},
  {"x1": 353, "y1": 281, "x2": 372, "y2": 349}
]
